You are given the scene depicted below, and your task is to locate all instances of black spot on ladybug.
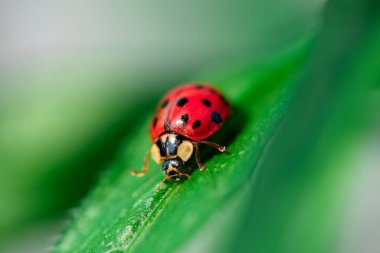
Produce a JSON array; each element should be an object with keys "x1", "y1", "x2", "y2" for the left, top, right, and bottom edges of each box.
[
  {"x1": 152, "y1": 117, "x2": 158, "y2": 127},
  {"x1": 195, "y1": 84, "x2": 204, "y2": 89},
  {"x1": 161, "y1": 99, "x2": 169, "y2": 108},
  {"x1": 209, "y1": 88, "x2": 217, "y2": 93},
  {"x1": 211, "y1": 112, "x2": 222, "y2": 124},
  {"x1": 177, "y1": 97, "x2": 188, "y2": 106},
  {"x1": 192, "y1": 120, "x2": 201, "y2": 129},
  {"x1": 201, "y1": 99, "x2": 211, "y2": 107},
  {"x1": 179, "y1": 114, "x2": 188, "y2": 125}
]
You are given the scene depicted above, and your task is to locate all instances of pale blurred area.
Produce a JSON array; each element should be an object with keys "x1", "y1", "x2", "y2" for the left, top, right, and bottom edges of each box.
[
  {"x1": 338, "y1": 134, "x2": 380, "y2": 253},
  {"x1": 0, "y1": 0, "x2": 326, "y2": 252}
]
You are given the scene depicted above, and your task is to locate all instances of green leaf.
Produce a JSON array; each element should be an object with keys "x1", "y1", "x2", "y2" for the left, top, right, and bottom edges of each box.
[
  {"x1": 54, "y1": 0, "x2": 380, "y2": 251},
  {"x1": 53, "y1": 36, "x2": 312, "y2": 252}
]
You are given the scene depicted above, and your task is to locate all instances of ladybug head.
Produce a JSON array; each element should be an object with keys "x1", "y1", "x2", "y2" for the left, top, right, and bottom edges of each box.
[
  {"x1": 162, "y1": 158, "x2": 183, "y2": 181},
  {"x1": 151, "y1": 133, "x2": 194, "y2": 165}
]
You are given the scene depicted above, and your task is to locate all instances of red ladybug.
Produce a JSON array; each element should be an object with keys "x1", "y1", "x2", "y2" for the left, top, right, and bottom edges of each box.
[{"x1": 130, "y1": 82, "x2": 230, "y2": 185}]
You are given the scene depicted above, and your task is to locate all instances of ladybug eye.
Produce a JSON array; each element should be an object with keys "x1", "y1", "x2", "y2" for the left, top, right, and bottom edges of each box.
[{"x1": 168, "y1": 170, "x2": 177, "y2": 176}]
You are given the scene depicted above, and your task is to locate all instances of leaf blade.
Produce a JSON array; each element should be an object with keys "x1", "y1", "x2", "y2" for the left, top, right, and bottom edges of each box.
[{"x1": 53, "y1": 39, "x2": 312, "y2": 253}]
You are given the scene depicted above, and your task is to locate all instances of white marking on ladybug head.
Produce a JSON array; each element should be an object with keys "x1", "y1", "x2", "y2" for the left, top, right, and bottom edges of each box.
[
  {"x1": 177, "y1": 140, "x2": 194, "y2": 162},
  {"x1": 167, "y1": 133, "x2": 178, "y2": 143},
  {"x1": 150, "y1": 144, "x2": 161, "y2": 164}
]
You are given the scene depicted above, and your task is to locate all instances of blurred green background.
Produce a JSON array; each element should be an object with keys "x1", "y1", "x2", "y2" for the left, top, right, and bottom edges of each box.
[{"x1": 1, "y1": 0, "x2": 379, "y2": 252}]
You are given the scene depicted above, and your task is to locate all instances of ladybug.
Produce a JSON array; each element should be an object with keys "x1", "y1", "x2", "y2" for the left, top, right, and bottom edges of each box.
[{"x1": 130, "y1": 82, "x2": 230, "y2": 185}]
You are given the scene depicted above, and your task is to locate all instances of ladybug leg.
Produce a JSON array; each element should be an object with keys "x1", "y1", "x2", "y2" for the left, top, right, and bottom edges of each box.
[
  {"x1": 156, "y1": 176, "x2": 170, "y2": 190},
  {"x1": 199, "y1": 141, "x2": 226, "y2": 152},
  {"x1": 181, "y1": 167, "x2": 192, "y2": 174},
  {"x1": 194, "y1": 143, "x2": 206, "y2": 171},
  {"x1": 178, "y1": 172, "x2": 190, "y2": 179},
  {"x1": 129, "y1": 152, "x2": 150, "y2": 177}
]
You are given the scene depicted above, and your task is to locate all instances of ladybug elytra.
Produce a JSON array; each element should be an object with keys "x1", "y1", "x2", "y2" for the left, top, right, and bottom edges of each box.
[{"x1": 130, "y1": 82, "x2": 230, "y2": 186}]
